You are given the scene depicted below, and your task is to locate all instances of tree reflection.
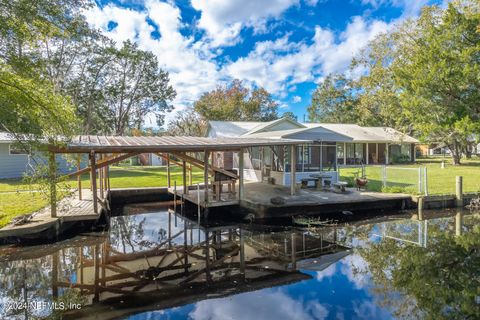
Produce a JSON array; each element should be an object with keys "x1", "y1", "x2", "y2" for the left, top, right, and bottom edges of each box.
[{"x1": 356, "y1": 214, "x2": 480, "y2": 319}]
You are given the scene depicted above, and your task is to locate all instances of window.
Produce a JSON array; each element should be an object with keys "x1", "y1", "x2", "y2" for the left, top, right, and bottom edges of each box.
[
  {"x1": 337, "y1": 144, "x2": 344, "y2": 165},
  {"x1": 297, "y1": 145, "x2": 311, "y2": 165},
  {"x1": 9, "y1": 144, "x2": 30, "y2": 155}
]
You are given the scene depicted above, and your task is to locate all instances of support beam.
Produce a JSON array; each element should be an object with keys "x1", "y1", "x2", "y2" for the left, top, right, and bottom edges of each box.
[
  {"x1": 90, "y1": 151, "x2": 98, "y2": 214},
  {"x1": 366, "y1": 143, "x2": 369, "y2": 165},
  {"x1": 166, "y1": 154, "x2": 171, "y2": 188},
  {"x1": 66, "y1": 152, "x2": 141, "y2": 178},
  {"x1": 385, "y1": 143, "x2": 389, "y2": 165},
  {"x1": 204, "y1": 150, "x2": 209, "y2": 206},
  {"x1": 49, "y1": 152, "x2": 57, "y2": 218},
  {"x1": 260, "y1": 147, "x2": 264, "y2": 182},
  {"x1": 171, "y1": 151, "x2": 238, "y2": 179},
  {"x1": 239, "y1": 148, "x2": 244, "y2": 201},
  {"x1": 189, "y1": 162, "x2": 193, "y2": 185},
  {"x1": 290, "y1": 145, "x2": 296, "y2": 196},
  {"x1": 99, "y1": 154, "x2": 104, "y2": 200},
  {"x1": 182, "y1": 160, "x2": 188, "y2": 195},
  {"x1": 77, "y1": 155, "x2": 82, "y2": 200}
]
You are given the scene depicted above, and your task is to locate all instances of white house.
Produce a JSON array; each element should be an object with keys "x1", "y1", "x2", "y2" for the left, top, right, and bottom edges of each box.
[{"x1": 208, "y1": 118, "x2": 418, "y2": 187}]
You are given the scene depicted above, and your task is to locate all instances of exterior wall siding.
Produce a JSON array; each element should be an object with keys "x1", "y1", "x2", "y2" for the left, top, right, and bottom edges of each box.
[{"x1": 0, "y1": 143, "x2": 77, "y2": 179}]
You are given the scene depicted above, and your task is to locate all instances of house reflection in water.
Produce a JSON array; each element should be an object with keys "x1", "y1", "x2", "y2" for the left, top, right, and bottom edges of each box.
[{"x1": 0, "y1": 208, "x2": 349, "y2": 320}]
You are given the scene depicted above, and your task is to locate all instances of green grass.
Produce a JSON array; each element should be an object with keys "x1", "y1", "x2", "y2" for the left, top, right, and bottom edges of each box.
[
  {"x1": 0, "y1": 165, "x2": 204, "y2": 192},
  {"x1": 0, "y1": 165, "x2": 205, "y2": 228},
  {"x1": 0, "y1": 193, "x2": 50, "y2": 227},
  {"x1": 339, "y1": 157, "x2": 480, "y2": 195}
]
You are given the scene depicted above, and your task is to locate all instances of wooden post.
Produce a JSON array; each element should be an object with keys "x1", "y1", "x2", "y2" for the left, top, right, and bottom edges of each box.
[
  {"x1": 455, "y1": 211, "x2": 463, "y2": 236},
  {"x1": 386, "y1": 143, "x2": 389, "y2": 164},
  {"x1": 290, "y1": 145, "x2": 296, "y2": 196},
  {"x1": 197, "y1": 183, "x2": 201, "y2": 226},
  {"x1": 417, "y1": 197, "x2": 424, "y2": 220},
  {"x1": 239, "y1": 228, "x2": 245, "y2": 275},
  {"x1": 366, "y1": 143, "x2": 369, "y2": 165},
  {"x1": 49, "y1": 152, "x2": 57, "y2": 218},
  {"x1": 204, "y1": 150, "x2": 209, "y2": 206},
  {"x1": 174, "y1": 180, "x2": 177, "y2": 213},
  {"x1": 291, "y1": 232, "x2": 296, "y2": 270},
  {"x1": 167, "y1": 154, "x2": 171, "y2": 188},
  {"x1": 189, "y1": 163, "x2": 193, "y2": 185},
  {"x1": 99, "y1": 154, "x2": 104, "y2": 200},
  {"x1": 182, "y1": 160, "x2": 188, "y2": 195},
  {"x1": 77, "y1": 155, "x2": 82, "y2": 200},
  {"x1": 456, "y1": 176, "x2": 463, "y2": 207},
  {"x1": 90, "y1": 151, "x2": 98, "y2": 214},
  {"x1": 238, "y1": 148, "x2": 244, "y2": 201},
  {"x1": 260, "y1": 147, "x2": 264, "y2": 182}
]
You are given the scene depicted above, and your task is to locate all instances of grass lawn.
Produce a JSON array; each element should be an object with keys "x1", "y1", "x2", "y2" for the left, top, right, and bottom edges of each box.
[
  {"x1": 0, "y1": 165, "x2": 205, "y2": 192},
  {"x1": 0, "y1": 165, "x2": 204, "y2": 228},
  {"x1": 339, "y1": 157, "x2": 480, "y2": 195},
  {"x1": 0, "y1": 193, "x2": 50, "y2": 227}
]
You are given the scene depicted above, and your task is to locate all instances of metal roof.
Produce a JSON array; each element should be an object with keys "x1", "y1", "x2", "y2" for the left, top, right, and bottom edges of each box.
[
  {"x1": 0, "y1": 132, "x2": 15, "y2": 142},
  {"x1": 246, "y1": 126, "x2": 352, "y2": 142},
  {"x1": 51, "y1": 135, "x2": 310, "y2": 153},
  {"x1": 304, "y1": 123, "x2": 418, "y2": 143},
  {"x1": 208, "y1": 121, "x2": 262, "y2": 137}
]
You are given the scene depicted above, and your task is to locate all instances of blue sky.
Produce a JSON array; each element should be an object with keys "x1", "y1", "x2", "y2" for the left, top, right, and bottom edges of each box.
[{"x1": 86, "y1": 0, "x2": 447, "y2": 126}]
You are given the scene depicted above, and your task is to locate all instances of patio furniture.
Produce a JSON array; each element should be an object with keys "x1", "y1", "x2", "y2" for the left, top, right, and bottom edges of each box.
[
  {"x1": 309, "y1": 174, "x2": 332, "y2": 190},
  {"x1": 332, "y1": 181, "x2": 348, "y2": 193},
  {"x1": 300, "y1": 178, "x2": 320, "y2": 189},
  {"x1": 212, "y1": 170, "x2": 237, "y2": 200}
]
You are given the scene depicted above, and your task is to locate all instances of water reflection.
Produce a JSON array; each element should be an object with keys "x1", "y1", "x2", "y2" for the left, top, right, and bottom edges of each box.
[{"x1": 0, "y1": 208, "x2": 478, "y2": 320}]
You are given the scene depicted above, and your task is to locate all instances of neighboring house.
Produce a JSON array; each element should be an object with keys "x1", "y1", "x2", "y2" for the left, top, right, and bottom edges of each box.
[
  {"x1": 138, "y1": 153, "x2": 166, "y2": 166},
  {"x1": 0, "y1": 132, "x2": 76, "y2": 179},
  {"x1": 208, "y1": 118, "x2": 418, "y2": 186}
]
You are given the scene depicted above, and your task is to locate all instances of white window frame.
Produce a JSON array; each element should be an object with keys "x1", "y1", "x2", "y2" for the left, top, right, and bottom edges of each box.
[{"x1": 9, "y1": 144, "x2": 30, "y2": 155}]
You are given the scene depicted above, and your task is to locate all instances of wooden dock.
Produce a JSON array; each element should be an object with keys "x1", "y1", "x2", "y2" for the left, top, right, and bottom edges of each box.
[
  {"x1": 0, "y1": 190, "x2": 103, "y2": 238},
  {"x1": 168, "y1": 185, "x2": 240, "y2": 208}
]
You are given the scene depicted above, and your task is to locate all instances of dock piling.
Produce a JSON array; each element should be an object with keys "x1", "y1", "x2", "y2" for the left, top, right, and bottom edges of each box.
[
  {"x1": 197, "y1": 183, "x2": 201, "y2": 228},
  {"x1": 174, "y1": 181, "x2": 177, "y2": 213},
  {"x1": 455, "y1": 176, "x2": 463, "y2": 207},
  {"x1": 418, "y1": 197, "x2": 424, "y2": 220}
]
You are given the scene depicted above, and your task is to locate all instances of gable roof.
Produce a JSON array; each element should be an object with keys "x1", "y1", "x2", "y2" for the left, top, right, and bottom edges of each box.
[
  {"x1": 208, "y1": 121, "x2": 262, "y2": 137},
  {"x1": 242, "y1": 118, "x2": 306, "y2": 136},
  {"x1": 304, "y1": 123, "x2": 418, "y2": 143},
  {"x1": 245, "y1": 126, "x2": 352, "y2": 142}
]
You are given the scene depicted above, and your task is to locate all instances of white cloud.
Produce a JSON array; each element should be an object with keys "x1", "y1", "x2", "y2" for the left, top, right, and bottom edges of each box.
[
  {"x1": 361, "y1": 0, "x2": 432, "y2": 17},
  {"x1": 292, "y1": 95, "x2": 302, "y2": 103},
  {"x1": 189, "y1": 289, "x2": 328, "y2": 320},
  {"x1": 224, "y1": 16, "x2": 388, "y2": 95},
  {"x1": 84, "y1": 0, "x2": 221, "y2": 126},
  {"x1": 191, "y1": 0, "x2": 300, "y2": 47}
]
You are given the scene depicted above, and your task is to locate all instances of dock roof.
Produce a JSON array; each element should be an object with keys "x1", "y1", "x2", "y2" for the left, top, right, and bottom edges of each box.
[{"x1": 50, "y1": 135, "x2": 309, "y2": 153}]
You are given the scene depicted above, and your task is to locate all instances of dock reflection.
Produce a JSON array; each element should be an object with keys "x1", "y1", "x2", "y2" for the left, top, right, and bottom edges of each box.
[{"x1": 0, "y1": 208, "x2": 349, "y2": 320}]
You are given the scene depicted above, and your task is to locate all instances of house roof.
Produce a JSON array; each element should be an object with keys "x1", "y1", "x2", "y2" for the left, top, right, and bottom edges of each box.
[
  {"x1": 0, "y1": 132, "x2": 15, "y2": 142},
  {"x1": 304, "y1": 123, "x2": 419, "y2": 143},
  {"x1": 51, "y1": 135, "x2": 310, "y2": 153},
  {"x1": 246, "y1": 126, "x2": 352, "y2": 142},
  {"x1": 209, "y1": 120, "x2": 419, "y2": 143},
  {"x1": 208, "y1": 121, "x2": 262, "y2": 137},
  {"x1": 242, "y1": 118, "x2": 306, "y2": 136}
]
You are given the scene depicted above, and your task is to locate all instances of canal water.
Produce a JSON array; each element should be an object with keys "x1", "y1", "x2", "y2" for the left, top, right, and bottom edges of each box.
[{"x1": 0, "y1": 206, "x2": 478, "y2": 320}]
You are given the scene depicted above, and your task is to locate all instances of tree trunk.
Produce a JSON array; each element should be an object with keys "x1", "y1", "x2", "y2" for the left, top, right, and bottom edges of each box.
[{"x1": 449, "y1": 142, "x2": 461, "y2": 165}]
